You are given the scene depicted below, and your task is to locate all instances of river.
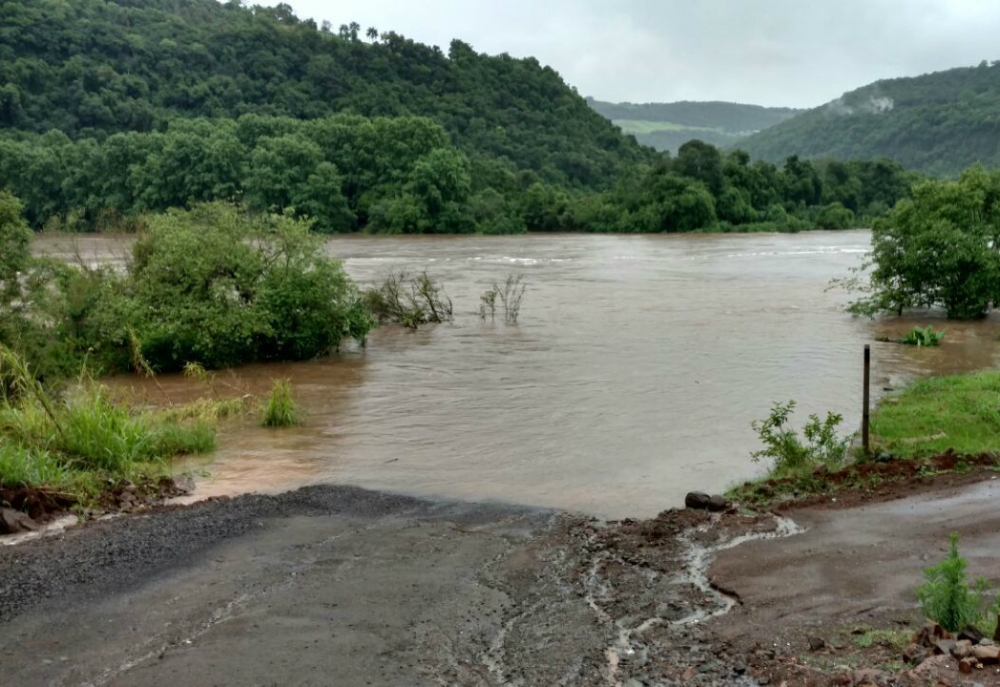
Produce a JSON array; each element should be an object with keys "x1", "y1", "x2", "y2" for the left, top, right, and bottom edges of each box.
[{"x1": 34, "y1": 231, "x2": 1000, "y2": 518}]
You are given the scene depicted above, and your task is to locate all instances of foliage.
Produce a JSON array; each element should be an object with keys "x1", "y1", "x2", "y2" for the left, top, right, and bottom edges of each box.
[
  {"x1": 870, "y1": 371, "x2": 1000, "y2": 458},
  {"x1": 260, "y1": 379, "x2": 299, "y2": 428},
  {"x1": 362, "y1": 271, "x2": 454, "y2": 328},
  {"x1": 849, "y1": 168, "x2": 1000, "y2": 319},
  {"x1": 741, "y1": 60, "x2": 1000, "y2": 176},
  {"x1": 900, "y1": 326, "x2": 946, "y2": 347},
  {"x1": 480, "y1": 275, "x2": 526, "y2": 325},
  {"x1": 0, "y1": 346, "x2": 215, "y2": 496},
  {"x1": 0, "y1": 2, "x2": 915, "y2": 236},
  {"x1": 750, "y1": 401, "x2": 850, "y2": 478},
  {"x1": 916, "y1": 534, "x2": 996, "y2": 633}
]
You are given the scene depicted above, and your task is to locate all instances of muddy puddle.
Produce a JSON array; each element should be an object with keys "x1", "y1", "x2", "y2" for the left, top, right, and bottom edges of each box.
[{"x1": 34, "y1": 231, "x2": 1000, "y2": 518}]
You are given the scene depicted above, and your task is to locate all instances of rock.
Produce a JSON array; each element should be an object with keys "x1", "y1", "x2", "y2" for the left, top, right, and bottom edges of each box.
[
  {"x1": 903, "y1": 643, "x2": 928, "y2": 665},
  {"x1": 851, "y1": 668, "x2": 887, "y2": 686},
  {"x1": 0, "y1": 507, "x2": 39, "y2": 535},
  {"x1": 959, "y1": 657, "x2": 976, "y2": 674},
  {"x1": 123, "y1": 481, "x2": 137, "y2": 493},
  {"x1": 808, "y1": 636, "x2": 826, "y2": 652},
  {"x1": 915, "y1": 621, "x2": 948, "y2": 648},
  {"x1": 169, "y1": 475, "x2": 196, "y2": 495},
  {"x1": 684, "y1": 492, "x2": 729, "y2": 511},
  {"x1": 959, "y1": 626, "x2": 987, "y2": 644},
  {"x1": 972, "y1": 645, "x2": 999, "y2": 664},
  {"x1": 934, "y1": 639, "x2": 956, "y2": 656},
  {"x1": 951, "y1": 639, "x2": 974, "y2": 659}
]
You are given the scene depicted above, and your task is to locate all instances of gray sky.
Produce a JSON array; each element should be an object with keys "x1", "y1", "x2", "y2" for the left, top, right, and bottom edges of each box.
[{"x1": 264, "y1": 0, "x2": 1000, "y2": 108}]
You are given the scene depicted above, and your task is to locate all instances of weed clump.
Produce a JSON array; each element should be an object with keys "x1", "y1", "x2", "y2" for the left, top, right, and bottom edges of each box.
[
  {"x1": 750, "y1": 400, "x2": 851, "y2": 478},
  {"x1": 479, "y1": 274, "x2": 526, "y2": 325},
  {"x1": 901, "y1": 326, "x2": 945, "y2": 347},
  {"x1": 261, "y1": 379, "x2": 299, "y2": 428},
  {"x1": 917, "y1": 534, "x2": 999, "y2": 634}
]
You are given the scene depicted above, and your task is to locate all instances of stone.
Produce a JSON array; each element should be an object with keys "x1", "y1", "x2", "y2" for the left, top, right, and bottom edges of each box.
[
  {"x1": 959, "y1": 627, "x2": 987, "y2": 644},
  {"x1": 169, "y1": 475, "x2": 196, "y2": 495},
  {"x1": 808, "y1": 636, "x2": 826, "y2": 652},
  {"x1": 951, "y1": 640, "x2": 974, "y2": 659},
  {"x1": 959, "y1": 657, "x2": 976, "y2": 674},
  {"x1": 934, "y1": 639, "x2": 956, "y2": 656},
  {"x1": 903, "y1": 643, "x2": 928, "y2": 665},
  {"x1": 0, "y1": 507, "x2": 39, "y2": 535},
  {"x1": 684, "y1": 492, "x2": 729, "y2": 511},
  {"x1": 973, "y1": 645, "x2": 999, "y2": 664}
]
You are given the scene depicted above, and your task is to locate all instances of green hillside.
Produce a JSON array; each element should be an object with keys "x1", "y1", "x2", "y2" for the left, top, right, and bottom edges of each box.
[
  {"x1": 0, "y1": 0, "x2": 650, "y2": 189},
  {"x1": 587, "y1": 99, "x2": 800, "y2": 154},
  {"x1": 739, "y1": 62, "x2": 1000, "y2": 176}
]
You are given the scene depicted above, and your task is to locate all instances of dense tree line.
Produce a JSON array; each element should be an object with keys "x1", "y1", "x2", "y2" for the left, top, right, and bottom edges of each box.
[
  {"x1": 0, "y1": 117, "x2": 915, "y2": 235},
  {"x1": 742, "y1": 61, "x2": 1000, "y2": 176},
  {"x1": 0, "y1": 0, "x2": 649, "y2": 190}
]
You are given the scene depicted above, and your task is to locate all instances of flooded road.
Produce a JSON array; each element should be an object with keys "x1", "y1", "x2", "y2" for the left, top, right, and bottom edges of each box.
[{"x1": 35, "y1": 231, "x2": 1000, "y2": 518}]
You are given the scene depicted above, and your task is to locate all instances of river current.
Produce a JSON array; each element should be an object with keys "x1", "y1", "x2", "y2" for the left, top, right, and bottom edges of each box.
[{"x1": 35, "y1": 231, "x2": 1000, "y2": 517}]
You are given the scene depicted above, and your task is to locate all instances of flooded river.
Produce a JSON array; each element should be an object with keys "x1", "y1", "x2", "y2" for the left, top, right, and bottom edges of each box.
[{"x1": 35, "y1": 232, "x2": 1000, "y2": 518}]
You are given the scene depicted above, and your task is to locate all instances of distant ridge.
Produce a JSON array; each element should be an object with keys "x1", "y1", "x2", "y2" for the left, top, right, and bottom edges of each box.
[{"x1": 587, "y1": 98, "x2": 801, "y2": 154}]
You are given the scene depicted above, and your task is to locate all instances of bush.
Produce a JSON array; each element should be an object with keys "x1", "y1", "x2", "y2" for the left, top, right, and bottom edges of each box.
[
  {"x1": 917, "y1": 534, "x2": 997, "y2": 634},
  {"x1": 109, "y1": 203, "x2": 374, "y2": 371},
  {"x1": 479, "y1": 275, "x2": 526, "y2": 325},
  {"x1": 261, "y1": 378, "x2": 299, "y2": 428},
  {"x1": 751, "y1": 401, "x2": 850, "y2": 477},
  {"x1": 362, "y1": 270, "x2": 453, "y2": 328}
]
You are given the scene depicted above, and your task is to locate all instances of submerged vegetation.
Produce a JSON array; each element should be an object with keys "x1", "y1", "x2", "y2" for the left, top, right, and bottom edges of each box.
[
  {"x1": 479, "y1": 275, "x2": 526, "y2": 325},
  {"x1": 363, "y1": 271, "x2": 454, "y2": 329},
  {"x1": 261, "y1": 379, "x2": 300, "y2": 428},
  {"x1": 900, "y1": 326, "x2": 946, "y2": 347}
]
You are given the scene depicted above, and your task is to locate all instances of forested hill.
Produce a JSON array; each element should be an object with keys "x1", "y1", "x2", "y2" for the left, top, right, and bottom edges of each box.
[
  {"x1": 0, "y1": 0, "x2": 650, "y2": 188},
  {"x1": 739, "y1": 62, "x2": 1000, "y2": 176},
  {"x1": 587, "y1": 98, "x2": 800, "y2": 154}
]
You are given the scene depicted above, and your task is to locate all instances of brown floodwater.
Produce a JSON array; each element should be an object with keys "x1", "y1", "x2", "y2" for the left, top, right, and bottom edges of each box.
[{"x1": 33, "y1": 231, "x2": 1000, "y2": 518}]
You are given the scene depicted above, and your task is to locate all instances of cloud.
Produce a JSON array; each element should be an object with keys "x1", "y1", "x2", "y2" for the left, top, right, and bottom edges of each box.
[{"x1": 263, "y1": 0, "x2": 1000, "y2": 108}]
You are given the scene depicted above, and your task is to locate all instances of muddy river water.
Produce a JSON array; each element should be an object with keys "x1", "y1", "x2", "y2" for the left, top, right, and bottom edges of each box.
[{"x1": 35, "y1": 231, "x2": 1000, "y2": 518}]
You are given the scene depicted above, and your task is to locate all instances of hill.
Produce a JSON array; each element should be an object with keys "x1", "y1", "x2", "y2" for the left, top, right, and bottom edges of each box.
[
  {"x1": 587, "y1": 99, "x2": 800, "y2": 154},
  {"x1": 0, "y1": 0, "x2": 650, "y2": 189},
  {"x1": 739, "y1": 62, "x2": 1000, "y2": 176}
]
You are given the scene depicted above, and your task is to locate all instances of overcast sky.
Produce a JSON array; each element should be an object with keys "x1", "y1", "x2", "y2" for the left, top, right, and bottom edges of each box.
[{"x1": 264, "y1": 0, "x2": 1000, "y2": 108}]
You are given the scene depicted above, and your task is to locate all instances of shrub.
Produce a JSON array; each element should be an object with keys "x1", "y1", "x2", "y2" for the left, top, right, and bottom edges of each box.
[
  {"x1": 479, "y1": 275, "x2": 526, "y2": 325},
  {"x1": 261, "y1": 378, "x2": 299, "y2": 428},
  {"x1": 751, "y1": 401, "x2": 850, "y2": 477},
  {"x1": 917, "y1": 534, "x2": 997, "y2": 634},
  {"x1": 901, "y1": 325, "x2": 945, "y2": 347},
  {"x1": 363, "y1": 270, "x2": 453, "y2": 328}
]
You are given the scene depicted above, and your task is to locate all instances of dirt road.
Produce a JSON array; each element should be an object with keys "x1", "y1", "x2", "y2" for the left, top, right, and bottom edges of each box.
[{"x1": 4, "y1": 476, "x2": 1000, "y2": 686}]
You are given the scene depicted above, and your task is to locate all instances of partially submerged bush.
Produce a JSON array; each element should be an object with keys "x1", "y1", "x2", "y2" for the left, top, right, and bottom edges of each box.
[
  {"x1": 901, "y1": 325, "x2": 945, "y2": 347},
  {"x1": 479, "y1": 275, "x2": 526, "y2": 325},
  {"x1": 917, "y1": 534, "x2": 999, "y2": 634},
  {"x1": 363, "y1": 270, "x2": 453, "y2": 328},
  {"x1": 261, "y1": 378, "x2": 299, "y2": 428},
  {"x1": 750, "y1": 401, "x2": 850, "y2": 477}
]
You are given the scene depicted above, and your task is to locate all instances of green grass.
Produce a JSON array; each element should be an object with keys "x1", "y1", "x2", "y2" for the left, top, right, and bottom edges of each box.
[
  {"x1": 260, "y1": 378, "x2": 299, "y2": 428},
  {"x1": 851, "y1": 628, "x2": 911, "y2": 651},
  {"x1": 0, "y1": 345, "x2": 225, "y2": 501},
  {"x1": 871, "y1": 371, "x2": 1000, "y2": 458}
]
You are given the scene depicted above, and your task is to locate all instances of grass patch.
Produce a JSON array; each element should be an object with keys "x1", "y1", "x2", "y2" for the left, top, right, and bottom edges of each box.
[
  {"x1": 851, "y1": 628, "x2": 911, "y2": 651},
  {"x1": 0, "y1": 345, "x2": 229, "y2": 504},
  {"x1": 871, "y1": 371, "x2": 1000, "y2": 458},
  {"x1": 260, "y1": 378, "x2": 299, "y2": 428}
]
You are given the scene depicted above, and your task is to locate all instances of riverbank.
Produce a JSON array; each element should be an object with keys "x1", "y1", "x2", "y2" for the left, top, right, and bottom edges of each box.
[{"x1": 4, "y1": 470, "x2": 1000, "y2": 686}]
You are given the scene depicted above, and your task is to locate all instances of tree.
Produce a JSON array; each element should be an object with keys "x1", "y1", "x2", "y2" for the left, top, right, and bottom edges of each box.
[
  {"x1": 852, "y1": 167, "x2": 1000, "y2": 319},
  {"x1": 366, "y1": 27, "x2": 378, "y2": 41},
  {"x1": 0, "y1": 191, "x2": 31, "y2": 307}
]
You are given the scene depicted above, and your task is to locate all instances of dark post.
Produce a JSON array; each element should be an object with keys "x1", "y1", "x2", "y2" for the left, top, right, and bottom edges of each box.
[{"x1": 862, "y1": 345, "x2": 871, "y2": 456}]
